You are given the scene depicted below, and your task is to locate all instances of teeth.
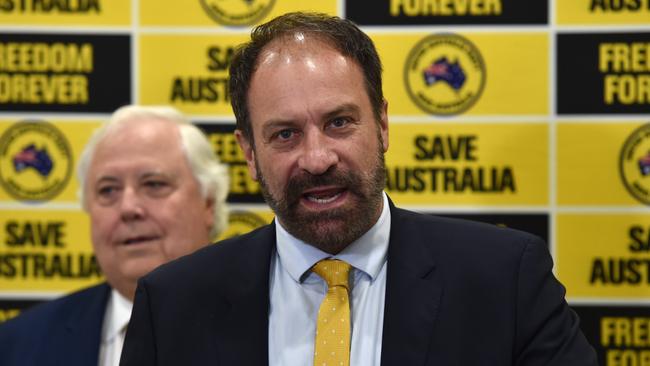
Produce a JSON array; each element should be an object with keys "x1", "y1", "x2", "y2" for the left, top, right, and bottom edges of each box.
[{"x1": 307, "y1": 192, "x2": 341, "y2": 204}]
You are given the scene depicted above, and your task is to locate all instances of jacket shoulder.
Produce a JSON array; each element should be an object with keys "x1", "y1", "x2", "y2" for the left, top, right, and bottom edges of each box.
[
  {"x1": 0, "y1": 283, "x2": 109, "y2": 334},
  {"x1": 0, "y1": 283, "x2": 109, "y2": 364},
  {"x1": 393, "y1": 206, "x2": 543, "y2": 248}
]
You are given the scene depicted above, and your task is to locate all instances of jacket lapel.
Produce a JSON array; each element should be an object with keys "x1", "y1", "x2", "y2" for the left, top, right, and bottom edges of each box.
[
  {"x1": 212, "y1": 222, "x2": 276, "y2": 366},
  {"x1": 61, "y1": 283, "x2": 110, "y2": 366},
  {"x1": 381, "y1": 204, "x2": 442, "y2": 366}
]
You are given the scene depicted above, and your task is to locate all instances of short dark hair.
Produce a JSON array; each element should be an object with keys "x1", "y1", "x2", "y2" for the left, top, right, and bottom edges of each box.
[{"x1": 229, "y1": 12, "x2": 384, "y2": 143}]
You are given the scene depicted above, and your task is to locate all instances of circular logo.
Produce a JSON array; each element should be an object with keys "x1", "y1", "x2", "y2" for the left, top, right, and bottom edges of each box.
[
  {"x1": 221, "y1": 210, "x2": 268, "y2": 239},
  {"x1": 200, "y1": 0, "x2": 275, "y2": 26},
  {"x1": 620, "y1": 123, "x2": 650, "y2": 205},
  {"x1": 0, "y1": 120, "x2": 73, "y2": 202},
  {"x1": 404, "y1": 33, "x2": 486, "y2": 115}
]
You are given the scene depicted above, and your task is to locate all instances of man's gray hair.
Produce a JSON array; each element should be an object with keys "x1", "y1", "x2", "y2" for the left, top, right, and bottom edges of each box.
[{"x1": 77, "y1": 105, "x2": 229, "y2": 240}]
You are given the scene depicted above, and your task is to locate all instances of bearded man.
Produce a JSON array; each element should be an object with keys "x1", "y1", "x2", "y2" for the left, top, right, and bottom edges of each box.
[{"x1": 120, "y1": 12, "x2": 596, "y2": 366}]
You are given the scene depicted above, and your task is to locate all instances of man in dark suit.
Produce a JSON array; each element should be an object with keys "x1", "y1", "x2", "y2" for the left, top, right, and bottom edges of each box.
[
  {"x1": 0, "y1": 105, "x2": 229, "y2": 366},
  {"x1": 121, "y1": 13, "x2": 597, "y2": 365}
]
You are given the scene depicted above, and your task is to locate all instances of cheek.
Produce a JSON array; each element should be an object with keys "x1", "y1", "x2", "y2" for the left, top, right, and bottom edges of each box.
[{"x1": 89, "y1": 209, "x2": 117, "y2": 245}]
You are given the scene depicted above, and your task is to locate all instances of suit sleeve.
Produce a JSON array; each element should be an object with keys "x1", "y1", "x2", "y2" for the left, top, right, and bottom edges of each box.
[
  {"x1": 514, "y1": 236, "x2": 597, "y2": 366},
  {"x1": 120, "y1": 279, "x2": 157, "y2": 366}
]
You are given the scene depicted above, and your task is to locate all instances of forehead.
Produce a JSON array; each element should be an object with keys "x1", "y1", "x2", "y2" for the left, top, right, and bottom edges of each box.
[
  {"x1": 256, "y1": 34, "x2": 347, "y2": 70},
  {"x1": 89, "y1": 118, "x2": 188, "y2": 175},
  {"x1": 248, "y1": 36, "x2": 369, "y2": 124}
]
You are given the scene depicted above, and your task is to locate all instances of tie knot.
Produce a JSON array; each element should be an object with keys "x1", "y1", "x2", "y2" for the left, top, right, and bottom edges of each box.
[{"x1": 312, "y1": 259, "x2": 351, "y2": 290}]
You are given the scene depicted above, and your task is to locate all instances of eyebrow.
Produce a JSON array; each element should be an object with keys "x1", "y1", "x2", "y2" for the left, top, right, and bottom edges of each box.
[
  {"x1": 323, "y1": 103, "x2": 361, "y2": 121},
  {"x1": 94, "y1": 176, "x2": 120, "y2": 186},
  {"x1": 93, "y1": 171, "x2": 174, "y2": 186}
]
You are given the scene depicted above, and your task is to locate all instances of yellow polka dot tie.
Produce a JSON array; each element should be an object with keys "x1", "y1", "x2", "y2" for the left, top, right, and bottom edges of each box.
[{"x1": 312, "y1": 259, "x2": 352, "y2": 366}]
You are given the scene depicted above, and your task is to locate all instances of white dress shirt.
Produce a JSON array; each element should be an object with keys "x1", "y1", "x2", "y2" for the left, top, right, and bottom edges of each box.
[
  {"x1": 269, "y1": 193, "x2": 391, "y2": 366},
  {"x1": 98, "y1": 289, "x2": 132, "y2": 366}
]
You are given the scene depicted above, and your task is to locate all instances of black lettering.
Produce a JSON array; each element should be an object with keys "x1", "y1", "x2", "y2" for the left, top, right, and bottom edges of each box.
[
  {"x1": 412, "y1": 135, "x2": 478, "y2": 161},
  {"x1": 5, "y1": 221, "x2": 20, "y2": 246},
  {"x1": 432, "y1": 136, "x2": 446, "y2": 160},
  {"x1": 30, "y1": 0, "x2": 100, "y2": 13},
  {"x1": 502, "y1": 167, "x2": 516, "y2": 192},
  {"x1": 629, "y1": 225, "x2": 649, "y2": 252},
  {"x1": 591, "y1": 0, "x2": 606, "y2": 10},
  {"x1": 3, "y1": 221, "x2": 66, "y2": 247},
  {"x1": 589, "y1": 257, "x2": 650, "y2": 284},
  {"x1": 627, "y1": 259, "x2": 642, "y2": 284},
  {"x1": 0, "y1": 254, "x2": 16, "y2": 277},
  {"x1": 591, "y1": 0, "x2": 642, "y2": 11},
  {"x1": 170, "y1": 77, "x2": 229, "y2": 103},
  {"x1": 0, "y1": 253, "x2": 101, "y2": 278},
  {"x1": 414, "y1": 135, "x2": 428, "y2": 160},
  {"x1": 206, "y1": 46, "x2": 234, "y2": 71},
  {"x1": 385, "y1": 166, "x2": 516, "y2": 193},
  {"x1": 33, "y1": 253, "x2": 45, "y2": 277}
]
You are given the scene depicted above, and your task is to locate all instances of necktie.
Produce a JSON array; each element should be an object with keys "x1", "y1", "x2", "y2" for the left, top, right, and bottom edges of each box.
[{"x1": 312, "y1": 259, "x2": 352, "y2": 366}]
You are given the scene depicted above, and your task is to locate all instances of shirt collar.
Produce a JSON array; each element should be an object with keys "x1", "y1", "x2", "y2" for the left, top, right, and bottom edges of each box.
[
  {"x1": 101, "y1": 288, "x2": 133, "y2": 343},
  {"x1": 275, "y1": 192, "x2": 391, "y2": 283}
]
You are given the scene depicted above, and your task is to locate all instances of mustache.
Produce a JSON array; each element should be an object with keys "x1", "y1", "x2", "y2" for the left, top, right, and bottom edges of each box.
[{"x1": 284, "y1": 168, "x2": 363, "y2": 206}]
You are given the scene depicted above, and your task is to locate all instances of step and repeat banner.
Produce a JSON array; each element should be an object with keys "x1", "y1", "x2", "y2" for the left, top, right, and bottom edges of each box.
[{"x1": 1, "y1": 1, "x2": 649, "y2": 363}]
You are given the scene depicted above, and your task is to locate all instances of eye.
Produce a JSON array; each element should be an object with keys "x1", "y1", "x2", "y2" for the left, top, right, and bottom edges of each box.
[
  {"x1": 277, "y1": 129, "x2": 294, "y2": 140},
  {"x1": 143, "y1": 179, "x2": 173, "y2": 197},
  {"x1": 95, "y1": 185, "x2": 120, "y2": 205},
  {"x1": 329, "y1": 117, "x2": 351, "y2": 129},
  {"x1": 144, "y1": 180, "x2": 167, "y2": 189}
]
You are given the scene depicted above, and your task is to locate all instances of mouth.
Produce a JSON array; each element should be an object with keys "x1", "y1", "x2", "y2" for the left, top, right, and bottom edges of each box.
[
  {"x1": 301, "y1": 187, "x2": 347, "y2": 206},
  {"x1": 121, "y1": 235, "x2": 160, "y2": 245}
]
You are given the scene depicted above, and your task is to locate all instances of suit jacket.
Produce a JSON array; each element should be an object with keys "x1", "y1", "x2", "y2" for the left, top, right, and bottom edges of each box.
[
  {"x1": 121, "y1": 204, "x2": 597, "y2": 365},
  {"x1": 0, "y1": 283, "x2": 110, "y2": 366}
]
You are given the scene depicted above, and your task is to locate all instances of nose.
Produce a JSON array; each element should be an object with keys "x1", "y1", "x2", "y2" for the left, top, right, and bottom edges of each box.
[
  {"x1": 119, "y1": 187, "x2": 145, "y2": 221},
  {"x1": 297, "y1": 128, "x2": 338, "y2": 175}
]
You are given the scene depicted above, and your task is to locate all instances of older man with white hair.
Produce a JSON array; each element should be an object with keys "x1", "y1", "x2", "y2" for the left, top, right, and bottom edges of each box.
[{"x1": 0, "y1": 105, "x2": 229, "y2": 366}]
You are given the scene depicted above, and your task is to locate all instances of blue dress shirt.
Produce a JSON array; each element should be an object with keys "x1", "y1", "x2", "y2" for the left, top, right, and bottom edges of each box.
[{"x1": 269, "y1": 193, "x2": 391, "y2": 366}]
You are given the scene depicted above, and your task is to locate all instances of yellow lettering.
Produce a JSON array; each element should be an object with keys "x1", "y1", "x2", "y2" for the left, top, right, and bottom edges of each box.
[
  {"x1": 633, "y1": 317, "x2": 650, "y2": 347},
  {"x1": 390, "y1": 0, "x2": 501, "y2": 16},
  {"x1": 602, "y1": 317, "x2": 650, "y2": 347},
  {"x1": 601, "y1": 42, "x2": 650, "y2": 72},
  {"x1": 0, "y1": 42, "x2": 93, "y2": 72},
  {"x1": 209, "y1": 133, "x2": 244, "y2": 163},
  {"x1": 630, "y1": 42, "x2": 650, "y2": 72},
  {"x1": 229, "y1": 165, "x2": 259, "y2": 195},
  {"x1": 0, "y1": 73, "x2": 88, "y2": 104},
  {"x1": 604, "y1": 74, "x2": 650, "y2": 104}
]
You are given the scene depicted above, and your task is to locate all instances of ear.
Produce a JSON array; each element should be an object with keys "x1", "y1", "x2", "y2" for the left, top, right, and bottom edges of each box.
[
  {"x1": 203, "y1": 197, "x2": 215, "y2": 233},
  {"x1": 379, "y1": 99, "x2": 389, "y2": 152},
  {"x1": 235, "y1": 129, "x2": 259, "y2": 181}
]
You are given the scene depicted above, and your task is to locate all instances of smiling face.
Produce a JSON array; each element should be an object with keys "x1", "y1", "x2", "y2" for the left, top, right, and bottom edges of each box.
[
  {"x1": 85, "y1": 118, "x2": 214, "y2": 300},
  {"x1": 236, "y1": 35, "x2": 388, "y2": 254}
]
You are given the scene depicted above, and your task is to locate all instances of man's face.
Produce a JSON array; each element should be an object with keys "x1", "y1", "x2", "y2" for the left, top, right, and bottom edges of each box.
[
  {"x1": 236, "y1": 36, "x2": 388, "y2": 254},
  {"x1": 86, "y1": 118, "x2": 214, "y2": 299}
]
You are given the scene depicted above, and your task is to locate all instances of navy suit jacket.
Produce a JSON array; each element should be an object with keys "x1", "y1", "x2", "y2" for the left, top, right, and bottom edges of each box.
[
  {"x1": 121, "y1": 204, "x2": 597, "y2": 365},
  {"x1": 0, "y1": 283, "x2": 110, "y2": 366}
]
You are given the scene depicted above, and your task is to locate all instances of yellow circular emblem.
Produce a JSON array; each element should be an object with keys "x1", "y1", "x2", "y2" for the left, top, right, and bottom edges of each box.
[
  {"x1": 0, "y1": 121, "x2": 72, "y2": 202},
  {"x1": 220, "y1": 210, "x2": 268, "y2": 239},
  {"x1": 404, "y1": 33, "x2": 486, "y2": 115},
  {"x1": 200, "y1": 0, "x2": 275, "y2": 26},
  {"x1": 620, "y1": 123, "x2": 650, "y2": 205}
]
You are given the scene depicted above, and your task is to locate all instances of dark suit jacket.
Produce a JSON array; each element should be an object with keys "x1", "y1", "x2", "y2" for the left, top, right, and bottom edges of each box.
[
  {"x1": 121, "y1": 205, "x2": 597, "y2": 365},
  {"x1": 0, "y1": 283, "x2": 110, "y2": 366}
]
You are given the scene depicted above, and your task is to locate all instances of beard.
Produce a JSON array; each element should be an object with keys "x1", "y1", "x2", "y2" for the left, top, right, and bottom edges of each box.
[{"x1": 257, "y1": 146, "x2": 386, "y2": 254}]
